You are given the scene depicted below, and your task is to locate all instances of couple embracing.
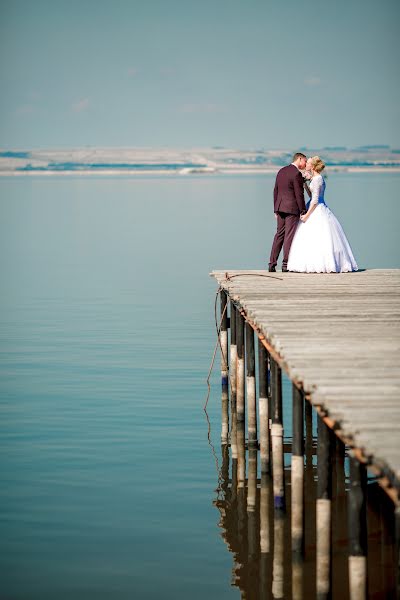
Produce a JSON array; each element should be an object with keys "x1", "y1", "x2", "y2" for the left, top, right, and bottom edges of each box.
[{"x1": 268, "y1": 152, "x2": 358, "y2": 273}]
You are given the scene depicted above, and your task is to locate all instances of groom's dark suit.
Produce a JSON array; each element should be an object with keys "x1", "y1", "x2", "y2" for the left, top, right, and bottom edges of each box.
[{"x1": 269, "y1": 164, "x2": 306, "y2": 270}]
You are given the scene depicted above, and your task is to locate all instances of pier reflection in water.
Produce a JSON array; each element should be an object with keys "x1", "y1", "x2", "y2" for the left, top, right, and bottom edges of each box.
[{"x1": 212, "y1": 387, "x2": 397, "y2": 600}]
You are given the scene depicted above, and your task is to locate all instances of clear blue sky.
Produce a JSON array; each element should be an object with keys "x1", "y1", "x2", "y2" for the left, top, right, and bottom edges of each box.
[{"x1": 0, "y1": 0, "x2": 399, "y2": 149}]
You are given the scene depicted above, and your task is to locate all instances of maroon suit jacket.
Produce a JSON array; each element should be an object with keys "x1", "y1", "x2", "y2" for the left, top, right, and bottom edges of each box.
[{"x1": 273, "y1": 164, "x2": 306, "y2": 215}]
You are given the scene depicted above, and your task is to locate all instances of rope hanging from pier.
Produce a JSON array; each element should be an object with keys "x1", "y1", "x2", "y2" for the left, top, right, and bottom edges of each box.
[{"x1": 204, "y1": 272, "x2": 283, "y2": 410}]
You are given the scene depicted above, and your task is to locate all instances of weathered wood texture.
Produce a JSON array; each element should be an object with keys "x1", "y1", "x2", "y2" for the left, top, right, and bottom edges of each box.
[{"x1": 211, "y1": 269, "x2": 400, "y2": 496}]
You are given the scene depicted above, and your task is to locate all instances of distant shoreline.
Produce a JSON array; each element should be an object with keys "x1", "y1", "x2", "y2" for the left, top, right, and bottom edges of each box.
[
  {"x1": 1, "y1": 166, "x2": 400, "y2": 176},
  {"x1": 2, "y1": 146, "x2": 400, "y2": 176}
]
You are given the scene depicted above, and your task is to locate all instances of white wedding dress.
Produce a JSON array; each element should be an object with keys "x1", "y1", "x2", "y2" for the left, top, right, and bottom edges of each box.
[{"x1": 287, "y1": 174, "x2": 358, "y2": 273}]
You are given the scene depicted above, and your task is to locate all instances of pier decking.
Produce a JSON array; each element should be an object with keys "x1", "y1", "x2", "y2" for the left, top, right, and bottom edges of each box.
[{"x1": 211, "y1": 268, "x2": 400, "y2": 499}]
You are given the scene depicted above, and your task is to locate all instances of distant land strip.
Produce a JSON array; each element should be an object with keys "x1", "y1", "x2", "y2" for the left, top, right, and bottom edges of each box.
[{"x1": 1, "y1": 146, "x2": 399, "y2": 175}]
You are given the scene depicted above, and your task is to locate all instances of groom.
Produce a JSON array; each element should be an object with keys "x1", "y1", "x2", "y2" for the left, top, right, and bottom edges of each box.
[{"x1": 268, "y1": 152, "x2": 307, "y2": 272}]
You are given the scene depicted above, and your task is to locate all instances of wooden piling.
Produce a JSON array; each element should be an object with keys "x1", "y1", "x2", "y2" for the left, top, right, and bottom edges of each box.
[
  {"x1": 221, "y1": 384, "x2": 229, "y2": 445},
  {"x1": 260, "y1": 473, "x2": 271, "y2": 599},
  {"x1": 292, "y1": 386, "x2": 305, "y2": 599},
  {"x1": 220, "y1": 291, "x2": 229, "y2": 444},
  {"x1": 273, "y1": 511, "x2": 285, "y2": 598},
  {"x1": 237, "y1": 479, "x2": 246, "y2": 569},
  {"x1": 246, "y1": 322, "x2": 257, "y2": 447},
  {"x1": 333, "y1": 436, "x2": 348, "y2": 596},
  {"x1": 247, "y1": 446, "x2": 257, "y2": 513},
  {"x1": 292, "y1": 553, "x2": 303, "y2": 600},
  {"x1": 260, "y1": 551, "x2": 269, "y2": 600},
  {"x1": 230, "y1": 395, "x2": 238, "y2": 462},
  {"x1": 220, "y1": 290, "x2": 228, "y2": 384},
  {"x1": 247, "y1": 448, "x2": 258, "y2": 564},
  {"x1": 292, "y1": 385, "x2": 305, "y2": 555},
  {"x1": 348, "y1": 451, "x2": 368, "y2": 600},
  {"x1": 237, "y1": 420, "x2": 246, "y2": 488},
  {"x1": 236, "y1": 309, "x2": 245, "y2": 422},
  {"x1": 231, "y1": 451, "x2": 238, "y2": 506},
  {"x1": 316, "y1": 415, "x2": 332, "y2": 600},
  {"x1": 221, "y1": 443, "x2": 230, "y2": 497},
  {"x1": 305, "y1": 399, "x2": 313, "y2": 468},
  {"x1": 271, "y1": 357, "x2": 285, "y2": 511},
  {"x1": 230, "y1": 301, "x2": 237, "y2": 399},
  {"x1": 259, "y1": 340, "x2": 270, "y2": 473},
  {"x1": 260, "y1": 472, "x2": 271, "y2": 554}
]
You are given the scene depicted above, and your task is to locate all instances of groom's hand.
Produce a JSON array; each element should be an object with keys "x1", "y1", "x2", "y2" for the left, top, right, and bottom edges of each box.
[{"x1": 274, "y1": 213, "x2": 278, "y2": 219}]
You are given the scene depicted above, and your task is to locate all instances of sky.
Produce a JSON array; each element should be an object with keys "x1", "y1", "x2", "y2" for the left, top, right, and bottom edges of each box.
[{"x1": 0, "y1": 0, "x2": 399, "y2": 149}]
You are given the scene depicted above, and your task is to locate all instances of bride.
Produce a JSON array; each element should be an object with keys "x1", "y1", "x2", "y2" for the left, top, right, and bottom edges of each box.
[{"x1": 287, "y1": 156, "x2": 358, "y2": 273}]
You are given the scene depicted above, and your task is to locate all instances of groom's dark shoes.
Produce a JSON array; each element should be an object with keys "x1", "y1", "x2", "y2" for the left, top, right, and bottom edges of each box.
[
  {"x1": 268, "y1": 266, "x2": 276, "y2": 272},
  {"x1": 282, "y1": 267, "x2": 288, "y2": 272}
]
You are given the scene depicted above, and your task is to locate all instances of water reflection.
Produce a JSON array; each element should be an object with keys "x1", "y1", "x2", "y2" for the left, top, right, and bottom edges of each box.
[{"x1": 212, "y1": 406, "x2": 398, "y2": 599}]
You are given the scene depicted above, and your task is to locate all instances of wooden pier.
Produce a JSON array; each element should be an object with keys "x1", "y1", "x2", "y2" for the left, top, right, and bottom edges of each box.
[{"x1": 211, "y1": 268, "x2": 400, "y2": 599}]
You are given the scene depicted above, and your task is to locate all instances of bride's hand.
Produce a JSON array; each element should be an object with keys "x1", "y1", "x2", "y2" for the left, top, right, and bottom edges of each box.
[{"x1": 300, "y1": 214, "x2": 307, "y2": 222}]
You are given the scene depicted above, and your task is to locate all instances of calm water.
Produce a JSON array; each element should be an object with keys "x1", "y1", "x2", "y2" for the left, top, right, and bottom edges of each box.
[{"x1": 0, "y1": 173, "x2": 399, "y2": 599}]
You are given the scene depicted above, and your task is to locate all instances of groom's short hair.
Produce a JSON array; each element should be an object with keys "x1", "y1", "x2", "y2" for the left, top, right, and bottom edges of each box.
[{"x1": 292, "y1": 152, "x2": 307, "y2": 162}]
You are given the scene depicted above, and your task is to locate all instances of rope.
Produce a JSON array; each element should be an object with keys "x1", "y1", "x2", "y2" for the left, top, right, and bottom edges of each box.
[
  {"x1": 204, "y1": 271, "x2": 283, "y2": 411},
  {"x1": 222, "y1": 271, "x2": 284, "y2": 283},
  {"x1": 203, "y1": 271, "x2": 285, "y2": 497}
]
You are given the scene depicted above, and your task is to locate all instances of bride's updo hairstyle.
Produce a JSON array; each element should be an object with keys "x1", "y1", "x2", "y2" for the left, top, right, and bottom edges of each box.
[{"x1": 310, "y1": 156, "x2": 326, "y2": 173}]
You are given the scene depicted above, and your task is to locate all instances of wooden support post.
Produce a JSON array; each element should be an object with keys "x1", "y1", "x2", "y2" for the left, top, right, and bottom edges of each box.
[
  {"x1": 260, "y1": 472, "x2": 271, "y2": 554},
  {"x1": 316, "y1": 415, "x2": 332, "y2": 600},
  {"x1": 220, "y1": 290, "x2": 228, "y2": 384},
  {"x1": 259, "y1": 340, "x2": 270, "y2": 473},
  {"x1": 247, "y1": 447, "x2": 257, "y2": 513},
  {"x1": 273, "y1": 510, "x2": 285, "y2": 598},
  {"x1": 260, "y1": 550, "x2": 269, "y2": 600},
  {"x1": 333, "y1": 436, "x2": 348, "y2": 596},
  {"x1": 236, "y1": 310, "x2": 245, "y2": 422},
  {"x1": 237, "y1": 420, "x2": 246, "y2": 489},
  {"x1": 305, "y1": 399, "x2": 313, "y2": 468},
  {"x1": 348, "y1": 451, "x2": 368, "y2": 600},
  {"x1": 237, "y1": 480, "x2": 246, "y2": 570},
  {"x1": 229, "y1": 307, "x2": 238, "y2": 458},
  {"x1": 292, "y1": 552, "x2": 303, "y2": 600},
  {"x1": 246, "y1": 322, "x2": 257, "y2": 447},
  {"x1": 292, "y1": 385, "x2": 304, "y2": 555},
  {"x1": 220, "y1": 291, "x2": 229, "y2": 444},
  {"x1": 220, "y1": 442, "x2": 230, "y2": 497},
  {"x1": 260, "y1": 473, "x2": 272, "y2": 597},
  {"x1": 230, "y1": 391, "x2": 238, "y2": 462},
  {"x1": 292, "y1": 386, "x2": 304, "y2": 600},
  {"x1": 231, "y1": 451, "x2": 238, "y2": 505},
  {"x1": 271, "y1": 358, "x2": 285, "y2": 511},
  {"x1": 247, "y1": 447, "x2": 258, "y2": 564},
  {"x1": 335, "y1": 436, "x2": 346, "y2": 498},
  {"x1": 230, "y1": 302, "x2": 237, "y2": 400},
  {"x1": 267, "y1": 351, "x2": 272, "y2": 430},
  {"x1": 221, "y1": 385, "x2": 229, "y2": 445}
]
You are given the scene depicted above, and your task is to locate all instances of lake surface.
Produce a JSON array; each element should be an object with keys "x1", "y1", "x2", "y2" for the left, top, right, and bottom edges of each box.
[{"x1": 0, "y1": 173, "x2": 399, "y2": 599}]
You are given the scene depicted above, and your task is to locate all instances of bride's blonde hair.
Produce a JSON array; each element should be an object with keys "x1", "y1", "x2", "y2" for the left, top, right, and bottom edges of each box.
[{"x1": 310, "y1": 156, "x2": 325, "y2": 173}]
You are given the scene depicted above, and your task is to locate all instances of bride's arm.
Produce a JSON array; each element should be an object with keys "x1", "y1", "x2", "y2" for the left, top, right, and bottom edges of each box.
[
  {"x1": 300, "y1": 176, "x2": 321, "y2": 222},
  {"x1": 300, "y1": 202, "x2": 317, "y2": 222}
]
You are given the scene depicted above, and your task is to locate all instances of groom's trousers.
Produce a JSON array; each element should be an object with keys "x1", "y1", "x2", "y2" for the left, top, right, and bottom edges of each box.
[{"x1": 269, "y1": 211, "x2": 299, "y2": 270}]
